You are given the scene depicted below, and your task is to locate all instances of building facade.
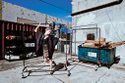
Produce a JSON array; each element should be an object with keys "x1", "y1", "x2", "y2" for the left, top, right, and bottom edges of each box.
[
  {"x1": 0, "y1": 1, "x2": 70, "y2": 26},
  {"x1": 72, "y1": 0, "x2": 125, "y2": 64}
]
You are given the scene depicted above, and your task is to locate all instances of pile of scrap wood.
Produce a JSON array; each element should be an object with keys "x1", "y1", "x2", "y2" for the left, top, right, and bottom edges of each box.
[
  {"x1": 82, "y1": 38, "x2": 125, "y2": 49},
  {"x1": 109, "y1": 41, "x2": 125, "y2": 48},
  {"x1": 82, "y1": 38, "x2": 107, "y2": 48}
]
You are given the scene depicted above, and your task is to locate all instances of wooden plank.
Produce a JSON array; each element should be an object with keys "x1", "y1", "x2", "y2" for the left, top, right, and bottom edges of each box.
[
  {"x1": 15, "y1": 24, "x2": 18, "y2": 31},
  {"x1": 11, "y1": 23, "x2": 14, "y2": 31},
  {"x1": 7, "y1": 22, "x2": 9, "y2": 30},
  {"x1": 2, "y1": 22, "x2": 5, "y2": 59},
  {"x1": 32, "y1": 27, "x2": 35, "y2": 36},
  {"x1": 110, "y1": 41, "x2": 125, "y2": 48},
  {"x1": 19, "y1": 24, "x2": 22, "y2": 31},
  {"x1": 26, "y1": 25, "x2": 28, "y2": 32}
]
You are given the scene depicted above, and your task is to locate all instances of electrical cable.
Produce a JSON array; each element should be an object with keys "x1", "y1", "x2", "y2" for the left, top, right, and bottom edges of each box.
[{"x1": 39, "y1": 0, "x2": 71, "y2": 13}]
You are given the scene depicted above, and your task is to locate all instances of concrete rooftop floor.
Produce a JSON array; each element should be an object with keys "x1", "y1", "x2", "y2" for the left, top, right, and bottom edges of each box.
[{"x1": 0, "y1": 52, "x2": 125, "y2": 83}]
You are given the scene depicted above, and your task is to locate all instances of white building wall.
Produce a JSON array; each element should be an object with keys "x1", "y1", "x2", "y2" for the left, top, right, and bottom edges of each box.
[
  {"x1": 72, "y1": 0, "x2": 125, "y2": 64},
  {"x1": 2, "y1": 1, "x2": 45, "y2": 23},
  {"x1": 2, "y1": 1, "x2": 70, "y2": 26}
]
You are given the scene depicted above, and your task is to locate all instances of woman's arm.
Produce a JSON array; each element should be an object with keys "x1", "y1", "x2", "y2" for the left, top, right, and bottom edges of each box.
[{"x1": 34, "y1": 23, "x2": 41, "y2": 32}]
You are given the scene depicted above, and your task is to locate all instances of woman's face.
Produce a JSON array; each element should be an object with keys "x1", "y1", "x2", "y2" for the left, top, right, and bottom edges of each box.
[{"x1": 44, "y1": 29, "x2": 51, "y2": 36}]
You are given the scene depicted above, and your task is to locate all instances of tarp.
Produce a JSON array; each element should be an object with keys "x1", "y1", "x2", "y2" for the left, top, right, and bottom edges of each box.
[
  {"x1": 53, "y1": 22, "x2": 71, "y2": 34},
  {"x1": 60, "y1": 24, "x2": 71, "y2": 34}
]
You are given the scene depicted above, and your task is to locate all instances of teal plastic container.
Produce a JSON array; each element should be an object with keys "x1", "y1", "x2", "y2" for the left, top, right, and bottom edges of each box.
[{"x1": 78, "y1": 45, "x2": 116, "y2": 65}]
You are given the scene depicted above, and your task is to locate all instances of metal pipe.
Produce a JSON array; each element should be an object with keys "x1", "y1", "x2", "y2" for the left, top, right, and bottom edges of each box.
[{"x1": 71, "y1": 0, "x2": 123, "y2": 16}]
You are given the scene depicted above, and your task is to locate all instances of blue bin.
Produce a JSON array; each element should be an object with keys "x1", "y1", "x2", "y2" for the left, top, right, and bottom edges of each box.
[{"x1": 78, "y1": 45, "x2": 116, "y2": 65}]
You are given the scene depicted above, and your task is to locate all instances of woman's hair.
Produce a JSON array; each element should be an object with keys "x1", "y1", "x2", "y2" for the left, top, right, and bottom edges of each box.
[{"x1": 45, "y1": 27, "x2": 51, "y2": 31}]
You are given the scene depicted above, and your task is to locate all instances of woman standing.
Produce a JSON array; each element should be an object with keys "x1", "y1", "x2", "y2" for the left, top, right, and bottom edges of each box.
[{"x1": 34, "y1": 24, "x2": 58, "y2": 71}]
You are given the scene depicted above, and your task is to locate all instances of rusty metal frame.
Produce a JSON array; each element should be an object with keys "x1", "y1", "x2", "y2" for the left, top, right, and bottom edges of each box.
[{"x1": 0, "y1": 20, "x2": 45, "y2": 60}]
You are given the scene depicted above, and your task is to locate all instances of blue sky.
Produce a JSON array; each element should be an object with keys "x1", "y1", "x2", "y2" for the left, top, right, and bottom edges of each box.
[{"x1": 3, "y1": 0, "x2": 72, "y2": 22}]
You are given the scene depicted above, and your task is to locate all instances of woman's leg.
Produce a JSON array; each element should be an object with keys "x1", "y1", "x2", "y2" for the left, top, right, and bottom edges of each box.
[
  {"x1": 49, "y1": 59, "x2": 53, "y2": 70},
  {"x1": 43, "y1": 44, "x2": 49, "y2": 62}
]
